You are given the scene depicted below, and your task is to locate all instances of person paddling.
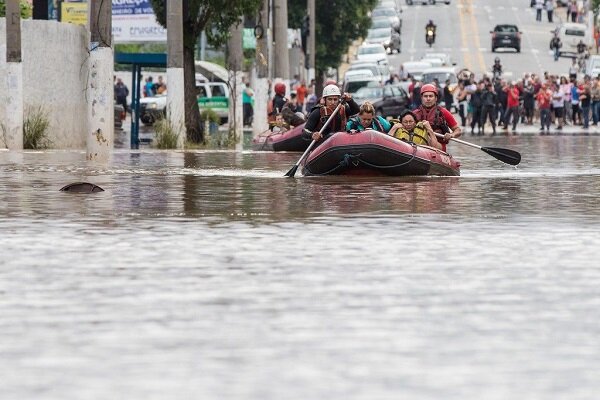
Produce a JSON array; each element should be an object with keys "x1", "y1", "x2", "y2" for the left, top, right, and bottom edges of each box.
[
  {"x1": 303, "y1": 84, "x2": 359, "y2": 147},
  {"x1": 412, "y1": 84, "x2": 461, "y2": 152}
]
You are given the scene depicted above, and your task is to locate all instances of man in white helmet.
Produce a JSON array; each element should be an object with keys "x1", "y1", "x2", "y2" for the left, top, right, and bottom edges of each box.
[{"x1": 303, "y1": 84, "x2": 359, "y2": 145}]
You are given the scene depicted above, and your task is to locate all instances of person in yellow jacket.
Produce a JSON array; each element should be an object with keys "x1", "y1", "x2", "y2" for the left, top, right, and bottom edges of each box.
[{"x1": 389, "y1": 110, "x2": 443, "y2": 150}]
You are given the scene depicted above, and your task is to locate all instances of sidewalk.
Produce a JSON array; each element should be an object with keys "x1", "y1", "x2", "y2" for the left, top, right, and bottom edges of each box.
[{"x1": 464, "y1": 122, "x2": 600, "y2": 136}]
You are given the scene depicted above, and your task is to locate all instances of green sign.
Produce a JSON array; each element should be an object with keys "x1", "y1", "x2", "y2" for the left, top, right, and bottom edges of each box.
[{"x1": 243, "y1": 29, "x2": 257, "y2": 50}]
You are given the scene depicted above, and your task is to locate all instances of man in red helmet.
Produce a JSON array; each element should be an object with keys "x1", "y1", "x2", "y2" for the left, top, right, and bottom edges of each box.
[
  {"x1": 267, "y1": 82, "x2": 305, "y2": 127},
  {"x1": 267, "y1": 82, "x2": 288, "y2": 123},
  {"x1": 412, "y1": 83, "x2": 461, "y2": 152}
]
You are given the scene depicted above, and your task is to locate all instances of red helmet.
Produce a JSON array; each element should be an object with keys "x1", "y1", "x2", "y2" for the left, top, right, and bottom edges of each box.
[
  {"x1": 420, "y1": 83, "x2": 438, "y2": 97},
  {"x1": 274, "y1": 82, "x2": 286, "y2": 96}
]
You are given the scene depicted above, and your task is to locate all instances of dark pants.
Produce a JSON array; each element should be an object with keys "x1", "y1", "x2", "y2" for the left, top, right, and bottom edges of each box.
[
  {"x1": 471, "y1": 106, "x2": 482, "y2": 133},
  {"x1": 547, "y1": 10, "x2": 553, "y2": 23},
  {"x1": 243, "y1": 103, "x2": 253, "y2": 126},
  {"x1": 536, "y1": 9, "x2": 542, "y2": 21},
  {"x1": 481, "y1": 105, "x2": 496, "y2": 133},
  {"x1": 116, "y1": 96, "x2": 128, "y2": 112},
  {"x1": 503, "y1": 106, "x2": 519, "y2": 130},
  {"x1": 581, "y1": 104, "x2": 590, "y2": 128}
]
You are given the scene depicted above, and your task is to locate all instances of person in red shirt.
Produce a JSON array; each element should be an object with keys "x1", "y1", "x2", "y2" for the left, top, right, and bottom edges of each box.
[
  {"x1": 536, "y1": 82, "x2": 552, "y2": 133},
  {"x1": 295, "y1": 80, "x2": 308, "y2": 111},
  {"x1": 502, "y1": 81, "x2": 521, "y2": 133},
  {"x1": 412, "y1": 84, "x2": 461, "y2": 152}
]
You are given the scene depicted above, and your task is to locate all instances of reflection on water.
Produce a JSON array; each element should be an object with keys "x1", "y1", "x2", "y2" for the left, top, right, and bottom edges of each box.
[{"x1": 2, "y1": 136, "x2": 600, "y2": 399}]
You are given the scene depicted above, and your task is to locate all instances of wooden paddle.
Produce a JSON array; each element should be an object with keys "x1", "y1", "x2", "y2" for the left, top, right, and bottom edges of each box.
[
  {"x1": 435, "y1": 133, "x2": 521, "y2": 166},
  {"x1": 284, "y1": 102, "x2": 344, "y2": 177}
]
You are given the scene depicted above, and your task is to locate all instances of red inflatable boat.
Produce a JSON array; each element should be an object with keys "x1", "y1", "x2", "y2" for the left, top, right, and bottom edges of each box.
[
  {"x1": 301, "y1": 130, "x2": 461, "y2": 176},
  {"x1": 252, "y1": 123, "x2": 309, "y2": 152}
]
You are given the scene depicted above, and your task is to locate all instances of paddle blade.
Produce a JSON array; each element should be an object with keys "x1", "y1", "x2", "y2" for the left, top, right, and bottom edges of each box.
[
  {"x1": 482, "y1": 147, "x2": 521, "y2": 166},
  {"x1": 284, "y1": 165, "x2": 299, "y2": 177}
]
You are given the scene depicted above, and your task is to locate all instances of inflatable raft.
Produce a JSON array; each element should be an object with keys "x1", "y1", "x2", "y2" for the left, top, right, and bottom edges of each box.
[
  {"x1": 252, "y1": 123, "x2": 309, "y2": 152},
  {"x1": 301, "y1": 129, "x2": 461, "y2": 176}
]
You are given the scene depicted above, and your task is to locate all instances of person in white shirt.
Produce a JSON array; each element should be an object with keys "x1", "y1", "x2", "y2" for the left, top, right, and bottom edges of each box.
[{"x1": 535, "y1": 0, "x2": 544, "y2": 21}]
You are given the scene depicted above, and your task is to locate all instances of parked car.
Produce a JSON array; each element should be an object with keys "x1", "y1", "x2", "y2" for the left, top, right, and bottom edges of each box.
[
  {"x1": 139, "y1": 94, "x2": 167, "y2": 125},
  {"x1": 356, "y1": 43, "x2": 388, "y2": 63},
  {"x1": 370, "y1": 17, "x2": 393, "y2": 30},
  {"x1": 139, "y1": 81, "x2": 230, "y2": 126},
  {"x1": 491, "y1": 24, "x2": 521, "y2": 53},
  {"x1": 195, "y1": 81, "x2": 230, "y2": 124},
  {"x1": 366, "y1": 28, "x2": 400, "y2": 53},
  {"x1": 354, "y1": 83, "x2": 410, "y2": 118},
  {"x1": 371, "y1": 7, "x2": 401, "y2": 30}
]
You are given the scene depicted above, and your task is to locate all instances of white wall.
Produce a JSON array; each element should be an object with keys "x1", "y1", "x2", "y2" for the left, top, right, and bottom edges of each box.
[{"x1": 1, "y1": 19, "x2": 89, "y2": 149}]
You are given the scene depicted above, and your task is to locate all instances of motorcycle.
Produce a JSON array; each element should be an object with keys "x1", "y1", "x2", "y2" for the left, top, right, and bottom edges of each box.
[
  {"x1": 388, "y1": 32, "x2": 402, "y2": 54},
  {"x1": 426, "y1": 28, "x2": 435, "y2": 47}
]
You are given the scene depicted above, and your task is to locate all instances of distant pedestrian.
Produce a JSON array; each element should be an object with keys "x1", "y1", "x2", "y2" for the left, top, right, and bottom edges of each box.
[
  {"x1": 242, "y1": 78, "x2": 254, "y2": 127},
  {"x1": 114, "y1": 78, "x2": 129, "y2": 112},
  {"x1": 535, "y1": 0, "x2": 544, "y2": 22},
  {"x1": 536, "y1": 83, "x2": 552, "y2": 133},
  {"x1": 503, "y1": 81, "x2": 520, "y2": 132},
  {"x1": 545, "y1": 0, "x2": 554, "y2": 23},
  {"x1": 144, "y1": 77, "x2": 155, "y2": 97}
]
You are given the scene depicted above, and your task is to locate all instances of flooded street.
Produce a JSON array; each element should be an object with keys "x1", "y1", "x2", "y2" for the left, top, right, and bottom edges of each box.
[{"x1": 2, "y1": 135, "x2": 600, "y2": 399}]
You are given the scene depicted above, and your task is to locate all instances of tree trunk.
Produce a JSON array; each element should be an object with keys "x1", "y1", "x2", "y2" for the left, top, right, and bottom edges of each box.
[{"x1": 184, "y1": 44, "x2": 203, "y2": 143}]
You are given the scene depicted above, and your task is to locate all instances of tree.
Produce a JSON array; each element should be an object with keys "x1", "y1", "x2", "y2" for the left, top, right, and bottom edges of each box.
[
  {"x1": 0, "y1": 0, "x2": 33, "y2": 18},
  {"x1": 149, "y1": 0, "x2": 261, "y2": 143},
  {"x1": 288, "y1": 0, "x2": 377, "y2": 83}
]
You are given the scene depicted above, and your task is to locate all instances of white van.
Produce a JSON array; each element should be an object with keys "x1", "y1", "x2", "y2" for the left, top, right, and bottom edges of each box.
[
  {"x1": 557, "y1": 23, "x2": 590, "y2": 56},
  {"x1": 402, "y1": 60, "x2": 433, "y2": 81}
]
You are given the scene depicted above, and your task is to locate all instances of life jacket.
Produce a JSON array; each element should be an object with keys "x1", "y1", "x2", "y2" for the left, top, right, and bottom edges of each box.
[
  {"x1": 393, "y1": 122, "x2": 429, "y2": 145},
  {"x1": 414, "y1": 105, "x2": 448, "y2": 136},
  {"x1": 347, "y1": 115, "x2": 385, "y2": 132},
  {"x1": 318, "y1": 104, "x2": 347, "y2": 133}
]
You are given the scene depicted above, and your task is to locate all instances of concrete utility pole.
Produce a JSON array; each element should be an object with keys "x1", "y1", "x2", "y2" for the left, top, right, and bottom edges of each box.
[
  {"x1": 5, "y1": 0, "x2": 23, "y2": 150},
  {"x1": 273, "y1": 0, "x2": 290, "y2": 83},
  {"x1": 253, "y1": 0, "x2": 270, "y2": 137},
  {"x1": 307, "y1": 0, "x2": 315, "y2": 83},
  {"x1": 167, "y1": 0, "x2": 186, "y2": 149},
  {"x1": 87, "y1": 0, "x2": 113, "y2": 161},
  {"x1": 227, "y1": 18, "x2": 244, "y2": 151}
]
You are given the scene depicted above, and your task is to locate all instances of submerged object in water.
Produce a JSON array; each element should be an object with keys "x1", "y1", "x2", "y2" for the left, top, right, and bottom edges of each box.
[{"x1": 59, "y1": 182, "x2": 104, "y2": 193}]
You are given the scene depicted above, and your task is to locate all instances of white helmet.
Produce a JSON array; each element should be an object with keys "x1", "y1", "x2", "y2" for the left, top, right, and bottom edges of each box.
[{"x1": 322, "y1": 84, "x2": 341, "y2": 98}]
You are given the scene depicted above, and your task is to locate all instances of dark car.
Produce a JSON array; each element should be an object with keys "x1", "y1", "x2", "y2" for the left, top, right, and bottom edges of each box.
[
  {"x1": 491, "y1": 24, "x2": 521, "y2": 53},
  {"x1": 353, "y1": 83, "x2": 409, "y2": 118}
]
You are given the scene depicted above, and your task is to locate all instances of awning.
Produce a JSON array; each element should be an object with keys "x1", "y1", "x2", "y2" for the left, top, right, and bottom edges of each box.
[{"x1": 194, "y1": 61, "x2": 229, "y2": 82}]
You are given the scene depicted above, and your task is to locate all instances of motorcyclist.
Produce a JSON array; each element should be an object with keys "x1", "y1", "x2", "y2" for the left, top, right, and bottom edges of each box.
[
  {"x1": 425, "y1": 20, "x2": 436, "y2": 43},
  {"x1": 492, "y1": 57, "x2": 502, "y2": 79},
  {"x1": 390, "y1": 29, "x2": 401, "y2": 54}
]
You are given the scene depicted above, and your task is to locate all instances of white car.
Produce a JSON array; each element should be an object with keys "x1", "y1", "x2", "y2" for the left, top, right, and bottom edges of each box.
[
  {"x1": 349, "y1": 61, "x2": 391, "y2": 83},
  {"x1": 356, "y1": 43, "x2": 387, "y2": 63},
  {"x1": 421, "y1": 67, "x2": 458, "y2": 89},
  {"x1": 422, "y1": 52, "x2": 454, "y2": 66},
  {"x1": 401, "y1": 60, "x2": 433, "y2": 81}
]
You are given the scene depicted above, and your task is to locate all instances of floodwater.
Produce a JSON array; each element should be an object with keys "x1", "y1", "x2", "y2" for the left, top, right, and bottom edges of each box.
[{"x1": 1, "y1": 135, "x2": 600, "y2": 400}]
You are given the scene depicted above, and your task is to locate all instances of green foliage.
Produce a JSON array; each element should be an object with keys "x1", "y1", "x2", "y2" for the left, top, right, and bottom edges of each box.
[
  {"x1": 149, "y1": 0, "x2": 262, "y2": 48},
  {"x1": 153, "y1": 118, "x2": 180, "y2": 149},
  {"x1": 200, "y1": 108, "x2": 220, "y2": 124},
  {"x1": 288, "y1": 0, "x2": 378, "y2": 74},
  {"x1": 23, "y1": 105, "x2": 52, "y2": 149},
  {"x1": 0, "y1": 0, "x2": 32, "y2": 18}
]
